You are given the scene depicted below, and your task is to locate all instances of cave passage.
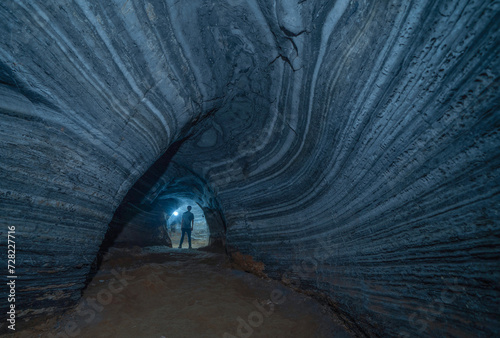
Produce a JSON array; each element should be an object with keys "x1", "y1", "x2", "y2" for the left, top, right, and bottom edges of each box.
[{"x1": 0, "y1": 0, "x2": 498, "y2": 336}]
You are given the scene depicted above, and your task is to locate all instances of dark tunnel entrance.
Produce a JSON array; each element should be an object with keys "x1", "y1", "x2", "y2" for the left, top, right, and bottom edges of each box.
[{"x1": 85, "y1": 139, "x2": 228, "y2": 287}]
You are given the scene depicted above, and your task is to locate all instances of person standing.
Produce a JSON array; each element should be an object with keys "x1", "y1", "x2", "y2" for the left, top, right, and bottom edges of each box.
[{"x1": 178, "y1": 206, "x2": 194, "y2": 249}]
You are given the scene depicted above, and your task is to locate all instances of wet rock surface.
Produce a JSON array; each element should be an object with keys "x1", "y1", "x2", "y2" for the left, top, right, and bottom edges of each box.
[{"x1": 0, "y1": 0, "x2": 499, "y2": 336}]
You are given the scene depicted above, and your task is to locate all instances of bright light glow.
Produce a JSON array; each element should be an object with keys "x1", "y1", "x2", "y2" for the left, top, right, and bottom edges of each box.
[{"x1": 173, "y1": 211, "x2": 178, "y2": 216}]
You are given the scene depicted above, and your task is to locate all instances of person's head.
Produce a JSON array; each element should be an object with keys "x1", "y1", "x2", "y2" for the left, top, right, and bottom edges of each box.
[{"x1": 187, "y1": 206, "x2": 192, "y2": 211}]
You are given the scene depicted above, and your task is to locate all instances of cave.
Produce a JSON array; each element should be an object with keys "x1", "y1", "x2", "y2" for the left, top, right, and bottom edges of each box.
[{"x1": 0, "y1": 0, "x2": 499, "y2": 337}]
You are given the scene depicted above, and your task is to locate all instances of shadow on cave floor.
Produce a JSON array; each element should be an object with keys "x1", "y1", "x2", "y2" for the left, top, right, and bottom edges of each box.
[{"x1": 15, "y1": 247, "x2": 353, "y2": 338}]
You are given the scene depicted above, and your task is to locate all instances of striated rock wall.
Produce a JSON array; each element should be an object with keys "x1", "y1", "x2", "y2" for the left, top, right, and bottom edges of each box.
[
  {"x1": 0, "y1": 0, "x2": 499, "y2": 335},
  {"x1": 106, "y1": 201, "x2": 172, "y2": 249},
  {"x1": 171, "y1": 1, "x2": 500, "y2": 335}
]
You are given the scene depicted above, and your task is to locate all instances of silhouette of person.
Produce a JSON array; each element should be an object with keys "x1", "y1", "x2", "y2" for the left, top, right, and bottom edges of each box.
[{"x1": 178, "y1": 206, "x2": 194, "y2": 249}]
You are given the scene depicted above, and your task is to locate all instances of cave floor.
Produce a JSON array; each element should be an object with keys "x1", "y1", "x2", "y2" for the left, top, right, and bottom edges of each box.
[{"x1": 15, "y1": 247, "x2": 353, "y2": 338}]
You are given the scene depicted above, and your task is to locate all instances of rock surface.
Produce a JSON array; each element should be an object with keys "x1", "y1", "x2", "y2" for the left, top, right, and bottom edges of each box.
[{"x1": 0, "y1": 0, "x2": 499, "y2": 336}]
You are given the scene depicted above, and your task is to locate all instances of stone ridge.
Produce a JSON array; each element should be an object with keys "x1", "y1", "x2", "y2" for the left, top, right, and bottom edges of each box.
[{"x1": 0, "y1": 0, "x2": 498, "y2": 336}]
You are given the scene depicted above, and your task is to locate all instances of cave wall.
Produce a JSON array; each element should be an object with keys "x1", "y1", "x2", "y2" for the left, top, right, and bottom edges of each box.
[
  {"x1": 0, "y1": 0, "x2": 499, "y2": 335},
  {"x1": 107, "y1": 201, "x2": 172, "y2": 248},
  {"x1": 170, "y1": 1, "x2": 500, "y2": 335}
]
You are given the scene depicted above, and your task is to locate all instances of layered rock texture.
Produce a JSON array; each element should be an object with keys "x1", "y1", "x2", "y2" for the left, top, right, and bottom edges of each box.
[{"x1": 0, "y1": 0, "x2": 499, "y2": 336}]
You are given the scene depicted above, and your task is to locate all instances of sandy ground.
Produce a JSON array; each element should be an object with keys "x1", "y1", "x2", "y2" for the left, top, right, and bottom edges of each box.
[{"x1": 12, "y1": 247, "x2": 353, "y2": 338}]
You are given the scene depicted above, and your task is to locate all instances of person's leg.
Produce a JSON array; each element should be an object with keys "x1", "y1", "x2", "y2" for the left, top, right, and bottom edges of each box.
[
  {"x1": 187, "y1": 229, "x2": 192, "y2": 248},
  {"x1": 178, "y1": 229, "x2": 185, "y2": 248}
]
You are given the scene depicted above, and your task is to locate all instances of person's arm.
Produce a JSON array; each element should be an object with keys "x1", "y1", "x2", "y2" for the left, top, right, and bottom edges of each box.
[{"x1": 191, "y1": 216, "x2": 194, "y2": 231}]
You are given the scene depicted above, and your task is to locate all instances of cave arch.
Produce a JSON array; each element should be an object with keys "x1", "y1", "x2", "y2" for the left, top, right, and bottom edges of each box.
[{"x1": 98, "y1": 142, "x2": 227, "y2": 252}]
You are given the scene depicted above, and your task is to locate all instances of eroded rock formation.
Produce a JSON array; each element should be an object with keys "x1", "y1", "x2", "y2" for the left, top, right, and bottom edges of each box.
[{"x1": 0, "y1": 0, "x2": 499, "y2": 336}]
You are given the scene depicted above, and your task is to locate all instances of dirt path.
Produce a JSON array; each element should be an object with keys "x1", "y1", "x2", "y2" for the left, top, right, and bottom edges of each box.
[{"x1": 14, "y1": 247, "x2": 353, "y2": 338}]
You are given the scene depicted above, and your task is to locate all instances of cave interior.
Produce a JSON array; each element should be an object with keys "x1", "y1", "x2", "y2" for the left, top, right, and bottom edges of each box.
[{"x1": 0, "y1": 0, "x2": 499, "y2": 336}]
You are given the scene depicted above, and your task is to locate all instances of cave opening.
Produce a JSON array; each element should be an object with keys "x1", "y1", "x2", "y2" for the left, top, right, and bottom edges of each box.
[
  {"x1": 83, "y1": 135, "x2": 229, "y2": 295},
  {"x1": 166, "y1": 200, "x2": 210, "y2": 249}
]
